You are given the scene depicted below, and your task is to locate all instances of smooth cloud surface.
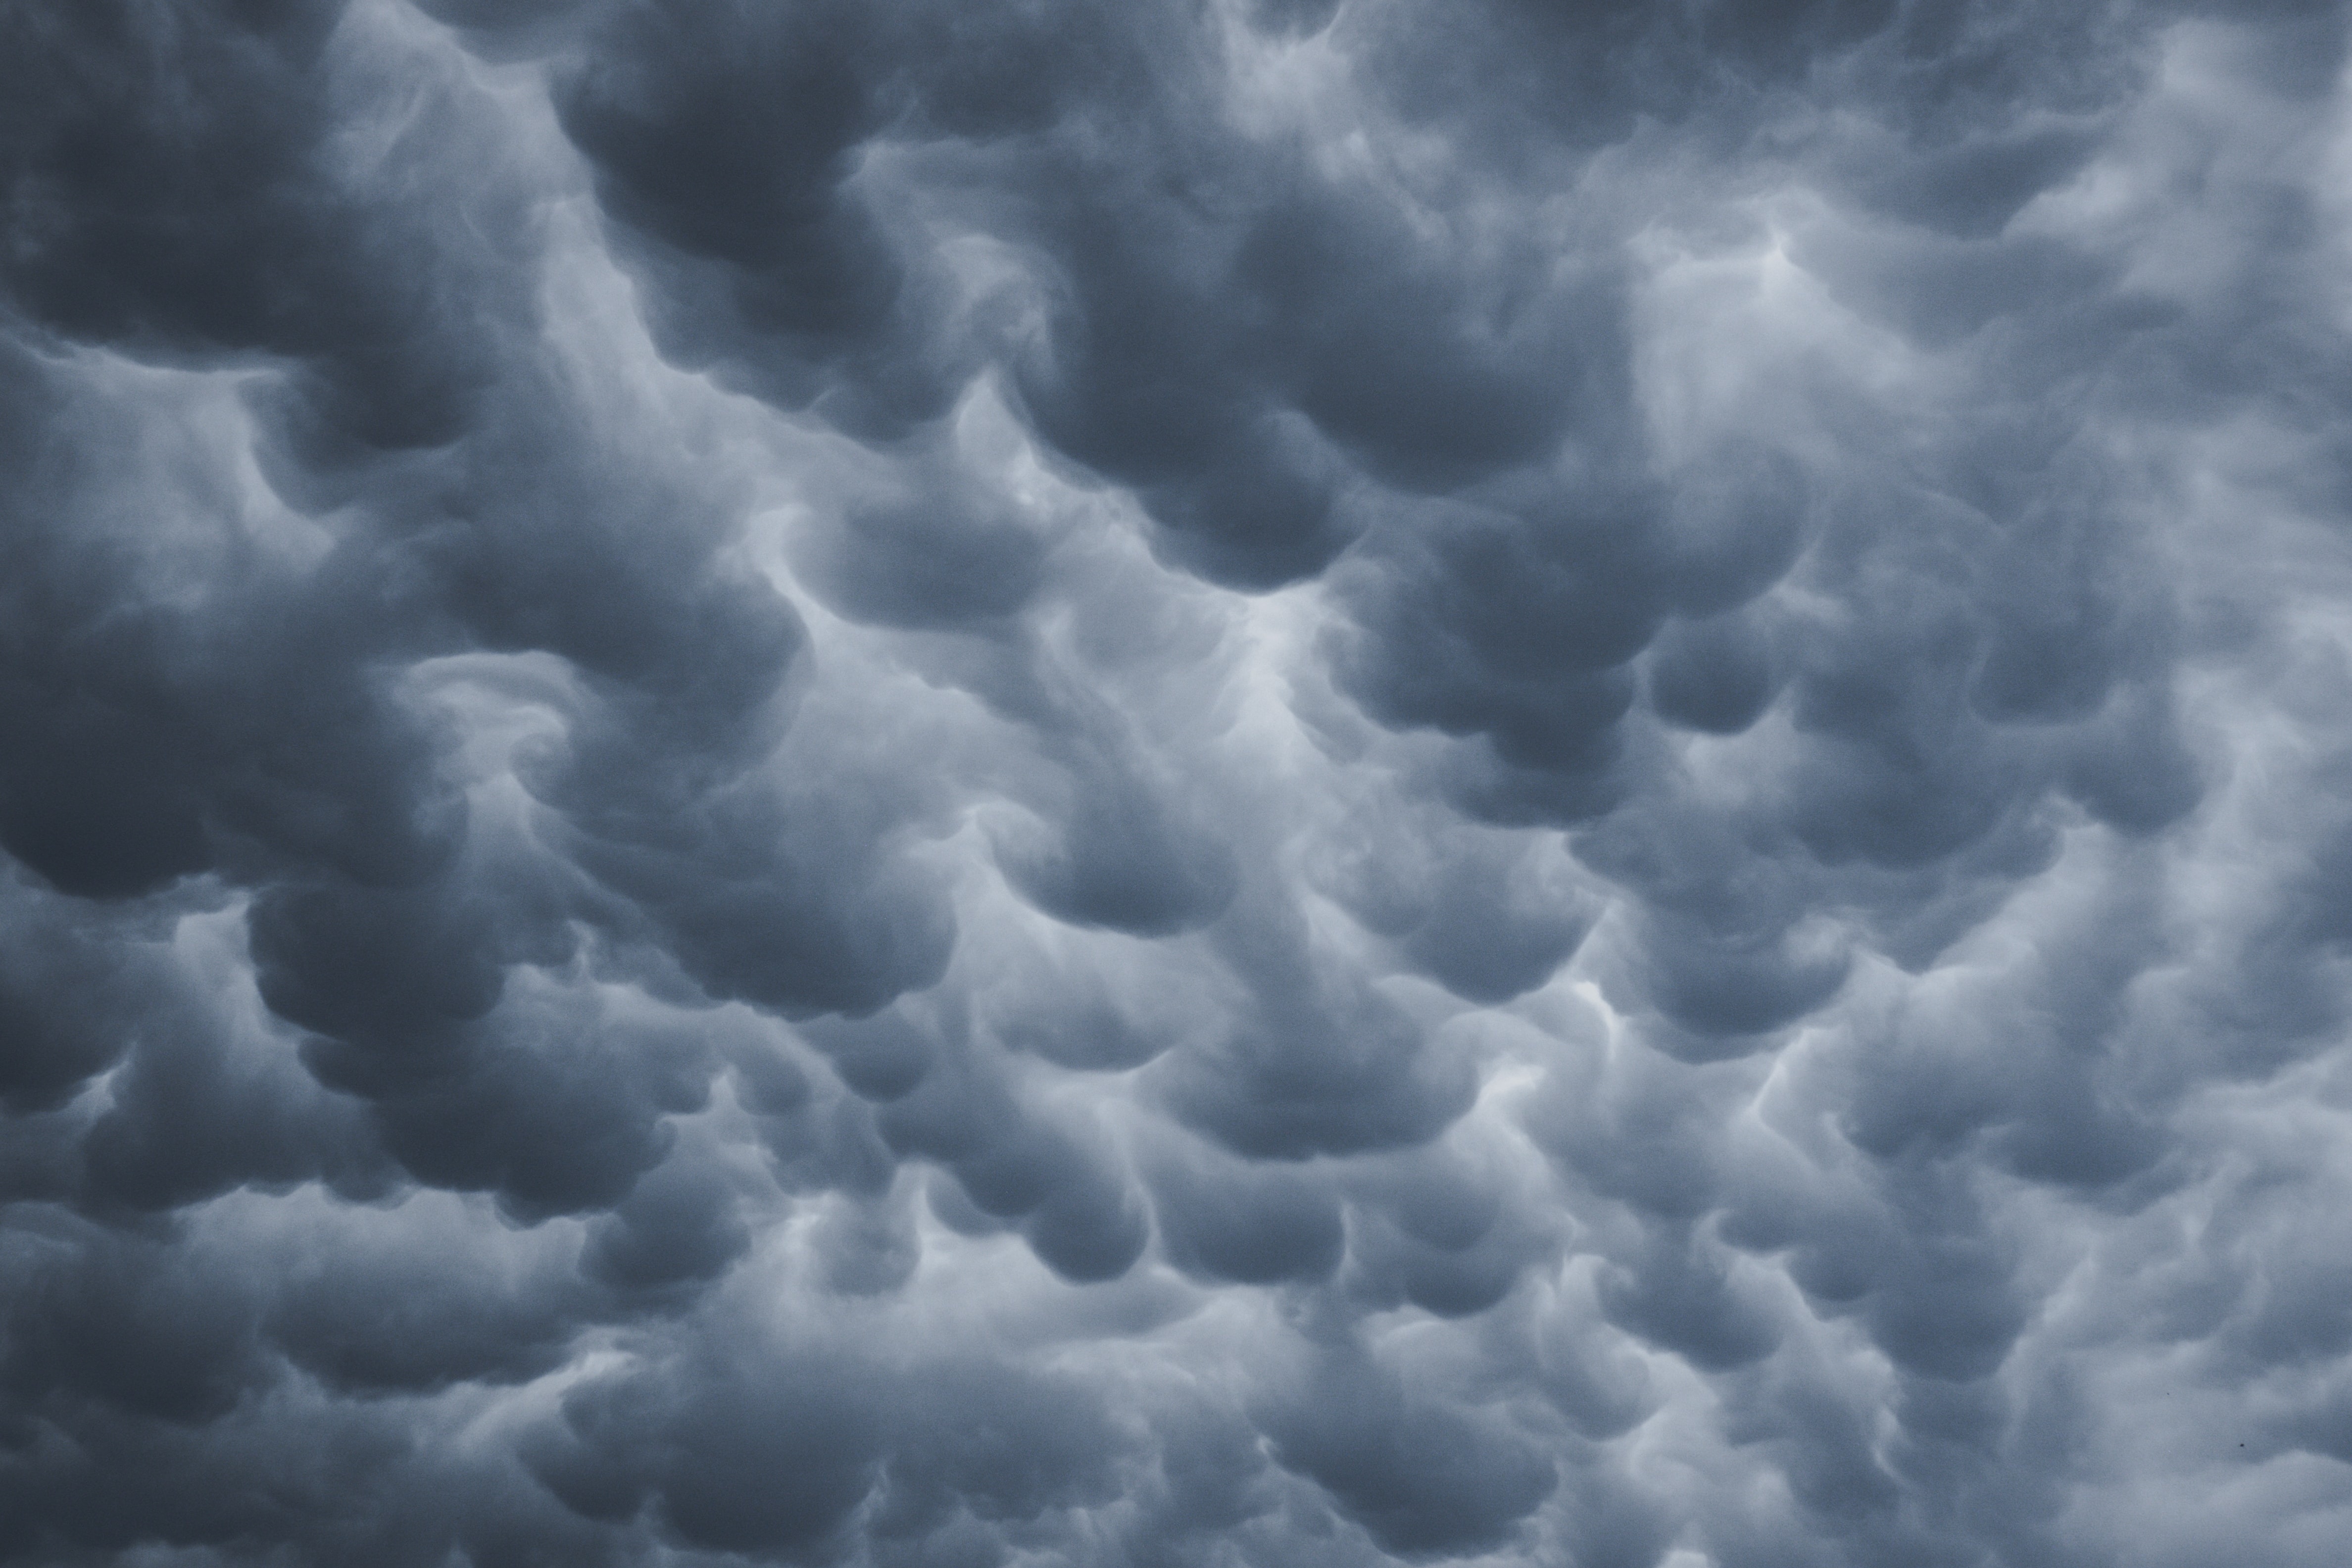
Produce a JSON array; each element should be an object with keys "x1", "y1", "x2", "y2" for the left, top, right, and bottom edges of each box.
[{"x1": 4, "y1": 0, "x2": 2352, "y2": 1564}]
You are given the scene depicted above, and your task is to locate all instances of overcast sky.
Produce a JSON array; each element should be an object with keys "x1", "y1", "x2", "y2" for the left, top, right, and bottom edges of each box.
[{"x1": 3, "y1": 1, "x2": 2351, "y2": 1565}]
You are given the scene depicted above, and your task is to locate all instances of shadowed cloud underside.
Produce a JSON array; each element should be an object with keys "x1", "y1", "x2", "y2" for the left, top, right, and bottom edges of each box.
[{"x1": 3, "y1": 1, "x2": 2352, "y2": 1565}]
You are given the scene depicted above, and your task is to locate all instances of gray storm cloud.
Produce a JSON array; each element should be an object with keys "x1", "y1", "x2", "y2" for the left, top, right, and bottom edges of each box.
[{"x1": 2, "y1": 0, "x2": 2350, "y2": 1564}]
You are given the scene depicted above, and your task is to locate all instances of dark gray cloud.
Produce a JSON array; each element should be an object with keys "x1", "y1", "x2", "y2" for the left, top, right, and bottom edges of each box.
[{"x1": 5, "y1": 0, "x2": 2352, "y2": 1564}]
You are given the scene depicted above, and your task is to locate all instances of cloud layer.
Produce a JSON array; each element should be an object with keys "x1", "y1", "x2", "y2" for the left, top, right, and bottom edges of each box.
[{"x1": 4, "y1": 1, "x2": 2351, "y2": 1564}]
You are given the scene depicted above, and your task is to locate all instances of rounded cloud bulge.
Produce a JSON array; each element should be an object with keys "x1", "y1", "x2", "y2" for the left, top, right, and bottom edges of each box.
[{"x1": 4, "y1": 0, "x2": 2352, "y2": 1565}]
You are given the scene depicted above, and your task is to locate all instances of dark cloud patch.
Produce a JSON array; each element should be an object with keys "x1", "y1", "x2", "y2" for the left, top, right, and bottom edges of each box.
[
  {"x1": 0, "y1": 339, "x2": 458, "y2": 903},
  {"x1": 1597, "y1": 1222, "x2": 1784, "y2": 1372},
  {"x1": 0, "y1": 0, "x2": 505, "y2": 452},
  {"x1": 580, "y1": 1143, "x2": 749, "y2": 1292},
  {"x1": 1156, "y1": 885, "x2": 1478, "y2": 1158},
  {"x1": 79, "y1": 977, "x2": 395, "y2": 1213},
  {"x1": 0, "y1": 884, "x2": 179, "y2": 1115},
  {"x1": 1841, "y1": 118, "x2": 2105, "y2": 238},
  {"x1": 7, "y1": 0, "x2": 2352, "y2": 1564},
  {"x1": 991, "y1": 751, "x2": 1240, "y2": 937},
  {"x1": 549, "y1": 763, "x2": 958, "y2": 1020},
  {"x1": 1342, "y1": 1178, "x2": 1552, "y2": 1320},
  {"x1": 875, "y1": 1019, "x2": 1150, "y2": 1280},
  {"x1": 869, "y1": 1359, "x2": 1131, "y2": 1532},
  {"x1": 1645, "y1": 609, "x2": 1780, "y2": 735},
  {"x1": 1145, "y1": 1130, "x2": 1344, "y2": 1286},
  {"x1": 792, "y1": 462, "x2": 1055, "y2": 632},
  {"x1": 980, "y1": 956, "x2": 1177, "y2": 1074},
  {"x1": 1258, "y1": 1343, "x2": 1558, "y2": 1556},
  {"x1": 2, "y1": 1217, "x2": 267, "y2": 1426},
  {"x1": 1233, "y1": 190, "x2": 1597, "y2": 490},
  {"x1": 266, "y1": 1195, "x2": 592, "y2": 1393},
  {"x1": 553, "y1": 3, "x2": 958, "y2": 443},
  {"x1": 1315, "y1": 810, "x2": 1600, "y2": 1003},
  {"x1": 524, "y1": 1340, "x2": 885, "y2": 1555},
  {"x1": 522, "y1": 1326, "x2": 1146, "y2": 1563}
]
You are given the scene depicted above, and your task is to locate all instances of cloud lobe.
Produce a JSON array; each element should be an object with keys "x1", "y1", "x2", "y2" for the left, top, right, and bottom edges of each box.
[{"x1": 4, "y1": 1, "x2": 2352, "y2": 1565}]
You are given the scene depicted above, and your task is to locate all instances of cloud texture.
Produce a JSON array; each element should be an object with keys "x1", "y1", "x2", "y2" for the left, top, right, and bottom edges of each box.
[{"x1": 4, "y1": 0, "x2": 2352, "y2": 1563}]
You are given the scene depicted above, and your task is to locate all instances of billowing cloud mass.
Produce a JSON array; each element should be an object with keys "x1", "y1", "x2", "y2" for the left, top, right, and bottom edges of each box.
[{"x1": 3, "y1": 0, "x2": 2351, "y2": 1563}]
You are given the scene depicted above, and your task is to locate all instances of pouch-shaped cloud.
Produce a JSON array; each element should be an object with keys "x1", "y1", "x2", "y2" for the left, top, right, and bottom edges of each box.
[{"x1": 4, "y1": 1, "x2": 2351, "y2": 1564}]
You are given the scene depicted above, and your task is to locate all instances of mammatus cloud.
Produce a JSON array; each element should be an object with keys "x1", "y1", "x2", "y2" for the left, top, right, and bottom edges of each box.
[{"x1": 3, "y1": 0, "x2": 2350, "y2": 1562}]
